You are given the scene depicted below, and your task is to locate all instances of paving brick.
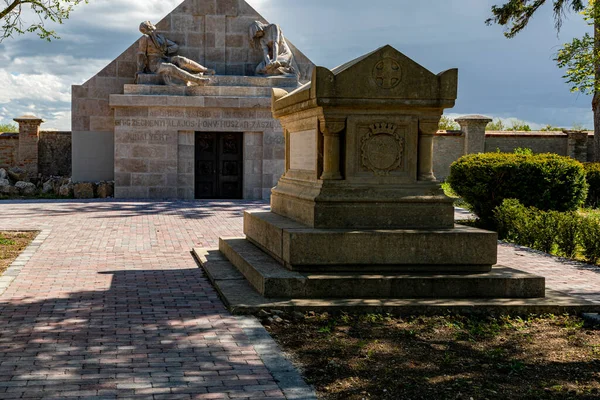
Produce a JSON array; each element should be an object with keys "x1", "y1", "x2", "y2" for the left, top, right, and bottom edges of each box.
[{"x1": 0, "y1": 200, "x2": 301, "y2": 398}]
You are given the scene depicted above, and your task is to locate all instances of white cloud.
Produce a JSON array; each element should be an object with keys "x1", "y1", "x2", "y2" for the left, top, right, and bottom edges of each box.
[{"x1": 0, "y1": 70, "x2": 69, "y2": 103}]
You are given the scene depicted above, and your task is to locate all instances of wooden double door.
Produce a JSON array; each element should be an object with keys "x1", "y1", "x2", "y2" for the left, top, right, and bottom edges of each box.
[{"x1": 195, "y1": 132, "x2": 243, "y2": 199}]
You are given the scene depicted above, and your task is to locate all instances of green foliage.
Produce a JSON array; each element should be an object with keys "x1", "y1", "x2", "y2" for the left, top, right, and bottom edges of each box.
[
  {"x1": 540, "y1": 124, "x2": 565, "y2": 131},
  {"x1": 494, "y1": 200, "x2": 582, "y2": 258},
  {"x1": 0, "y1": 235, "x2": 15, "y2": 246},
  {"x1": 486, "y1": 118, "x2": 531, "y2": 131},
  {"x1": 438, "y1": 116, "x2": 460, "y2": 130},
  {"x1": 579, "y1": 215, "x2": 600, "y2": 263},
  {"x1": 554, "y1": 3, "x2": 600, "y2": 95},
  {"x1": 584, "y1": 162, "x2": 600, "y2": 207},
  {"x1": 486, "y1": 1, "x2": 586, "y2": 38},
  {"x1": 448, "y1": 152, "x2": 588, "y2": 224},
  {"x1": 509, "y1": 119, "x2": 532, "y2": 131},
  {"x1": 571, "y1": 122, "x2": 589, "y2": 131},
  {"x1": 513, "y1": 147, "x2": 534, "y2": 155},
  {"x1": 1, "y1": 0, "x2": 88, "y2": 42},
  {"x1": 555, "y1": 211, "x2": 581, "y2": 257},
  {"x1": 0, "y1": 122, "x2": 17, "y2": 132},
  {"x1": 486, "y1": 118, "x2": 505, "y2": 131}
]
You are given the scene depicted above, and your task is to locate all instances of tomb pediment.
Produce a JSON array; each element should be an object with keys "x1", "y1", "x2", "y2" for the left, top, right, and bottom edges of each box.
[{"x1": 273, "y1": 45, "x2": 457, "y2": 113}]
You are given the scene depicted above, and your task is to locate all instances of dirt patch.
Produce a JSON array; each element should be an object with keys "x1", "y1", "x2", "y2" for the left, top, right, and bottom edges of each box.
[
  {"x1": 264, "y1": 312, "x2": 600, "y2": 400},
  {"x1": 0, "y1": 231, "x2": 37, "y2": 274}
]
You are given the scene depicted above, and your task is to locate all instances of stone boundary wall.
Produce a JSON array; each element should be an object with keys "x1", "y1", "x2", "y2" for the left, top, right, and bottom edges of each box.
[
  {"x1": 433, "y1": 122, "x2": 593, "y2": 180},
  {"x1": 0, "y1": 133, "x2": 18, "y2": 169},
  {"x1": 39, "y1": 131, "x2": 72, "y2": 177},
  {"x1": 0, "y1": 120, "x2": 72, "y2": 178}
]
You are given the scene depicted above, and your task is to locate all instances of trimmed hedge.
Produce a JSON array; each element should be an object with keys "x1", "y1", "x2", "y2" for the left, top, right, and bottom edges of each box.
[
  {"x1": 494, "y1": 199, "x2": 600, "y2": 263},
  {"x1": 584, "y1": 162, "x2": 600, "y2": 208},
  {"x1": 448, "y1": 153, "x2": 588, "y2": 224}
]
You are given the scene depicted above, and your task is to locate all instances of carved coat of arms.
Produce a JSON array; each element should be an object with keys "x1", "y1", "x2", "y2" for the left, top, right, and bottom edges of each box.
[{"x1": 361, "y1": 123, "x2": 404, "y2": 176}]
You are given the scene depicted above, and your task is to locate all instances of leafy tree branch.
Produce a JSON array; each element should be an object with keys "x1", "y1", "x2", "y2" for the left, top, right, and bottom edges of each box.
[{"x1": 1, "y1": 0, "x2": 87, "y2": 42}]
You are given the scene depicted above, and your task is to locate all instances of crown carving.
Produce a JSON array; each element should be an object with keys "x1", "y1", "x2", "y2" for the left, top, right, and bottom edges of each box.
[{"x1": 370, "y1": 122, "x2": 397, "y2": 135}]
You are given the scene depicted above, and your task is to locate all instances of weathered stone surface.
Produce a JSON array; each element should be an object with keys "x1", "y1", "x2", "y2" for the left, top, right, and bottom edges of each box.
[
  {"x1": 74, "y1": 182, "x2": 95, "y2": 199},
  {"x1": 96, "y1": 181, "x2": 114, "y2": 198},
  {"x1": 244, "y1": 211, "x2": 497, "y2": 271},
  {"x1": 219, "y1": 238, "x2": 543, "y2": 299},
  {"x1": 7, "y1": 167, "x2": 28, "y2": 183},
  {"x1": 0, "y1": 168, "x2": 6, "y2": 179},
  {"x1": 15, "y1": 181, "x2": 36, "y2": 195},
  {"x1": 0, "y1": 185, "x2": 17, "y2": 195},
  {"x1": 205, "y1": 44, "x2": 554, "y2": 313},
  {"x1": 0, "y1": 178, "x2": 9, "y2": 187},
  {"x1": 59, "y1": 182, "x2": 74, "y2": 197},
  {"x1": 42, "y1": 180, "x2": 54, "y2": 194}
]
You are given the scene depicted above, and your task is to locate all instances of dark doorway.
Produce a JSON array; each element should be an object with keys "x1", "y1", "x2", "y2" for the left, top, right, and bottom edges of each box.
[{"x1": 194, "y1": 132, "x2": 244, "y2": 199}]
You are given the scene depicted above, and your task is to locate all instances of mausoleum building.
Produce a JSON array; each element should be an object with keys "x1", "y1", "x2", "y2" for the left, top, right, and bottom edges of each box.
[{"x1": 71, "y1": 0, "x2": 314, "y2": 199}]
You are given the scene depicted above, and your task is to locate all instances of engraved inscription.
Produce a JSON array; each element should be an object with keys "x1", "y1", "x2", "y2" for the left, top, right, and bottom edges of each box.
[
  {"x1": 115, "y1": 118, "x2": 275, "y2": 130},
  {"x1": 372, "y1": 58, "x2": 402, "y2": 89},
  {"x1": 149, "y1": 109, "x2": 185, "y2": 118},
  {"x1": 361, "y1": 123, "x2": 404, "y2": 176},
  {"x1": 290, "y1": 130, "x2": 316, "y2": 171},
  {"x1": 127, "y1": 132, "x2": 171, "y2": 142}
]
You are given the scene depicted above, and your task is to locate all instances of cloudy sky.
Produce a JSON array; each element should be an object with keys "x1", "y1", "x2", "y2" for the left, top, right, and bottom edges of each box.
[{"x1": 0, "y1": 0, "x2": 593, "y2": 130}]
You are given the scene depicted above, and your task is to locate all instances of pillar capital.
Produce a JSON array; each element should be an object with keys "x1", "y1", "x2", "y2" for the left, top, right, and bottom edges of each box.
[{"x1": 13, "y1": 115, "x2": 44, "y2": 125}]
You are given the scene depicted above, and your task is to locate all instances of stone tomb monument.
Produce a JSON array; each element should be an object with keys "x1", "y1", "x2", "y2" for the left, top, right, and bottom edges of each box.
[
  {"x1": 72, "y1": 0, "x2": 315, "y2": 200},
  {"x1": 194, "y1": 45, "x2": 591, "y2": 313}
]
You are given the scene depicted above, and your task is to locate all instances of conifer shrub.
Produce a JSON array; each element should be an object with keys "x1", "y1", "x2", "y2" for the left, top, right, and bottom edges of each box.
[
  {"x1": 448, "y1": 153, "x2": 588, "y2": 224},
  {"x1": 584, "y1": 162, "x2": 600, "y2": 208}
]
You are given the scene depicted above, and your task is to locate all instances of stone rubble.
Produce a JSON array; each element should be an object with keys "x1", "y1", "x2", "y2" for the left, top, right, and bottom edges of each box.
[{"x1": 0, "y1": 172, "x2": 114, "y2": 199}]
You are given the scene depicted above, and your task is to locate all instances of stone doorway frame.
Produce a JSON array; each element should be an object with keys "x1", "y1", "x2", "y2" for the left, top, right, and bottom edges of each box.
[{"x1": 177, "y1": 130, "x2": 264, "y2": 200}]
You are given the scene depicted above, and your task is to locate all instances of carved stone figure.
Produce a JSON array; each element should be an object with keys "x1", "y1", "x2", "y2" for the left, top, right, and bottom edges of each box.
[
  {"x1": 136, "y1": 21, "x2": 215, "y2": 86},
  {"x1": 249, "y1": 21, "x2": 297, "y2": 76}
]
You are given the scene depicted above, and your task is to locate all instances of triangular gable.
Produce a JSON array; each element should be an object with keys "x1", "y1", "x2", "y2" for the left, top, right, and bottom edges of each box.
[
  {"x1": 87, "y1": 0, "x2": 314, "y2": 85},
  {"x1": 331, "y1": 45, "x2": 452, "y2": 100}
]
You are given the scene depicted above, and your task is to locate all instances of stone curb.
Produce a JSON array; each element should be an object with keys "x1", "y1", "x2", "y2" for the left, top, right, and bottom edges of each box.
[
  {"x1": 235, "y1": 316, "x2": 317, "y2": 400},
  {"x1": 0, "y1": 229, "x2": 51, "y2": 296}
]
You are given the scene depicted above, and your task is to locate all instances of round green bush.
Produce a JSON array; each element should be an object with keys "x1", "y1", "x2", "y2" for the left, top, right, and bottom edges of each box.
[
  {"x1": 448, "y1": 153, "x2": 588, "y2": 224},
  {"x1": 584, "y1": 162, "x2": 600, "y2": 208}
]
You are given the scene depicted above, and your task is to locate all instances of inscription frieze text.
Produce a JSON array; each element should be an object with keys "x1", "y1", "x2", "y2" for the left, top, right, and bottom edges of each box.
[{"x1": 115, "y1": 118, "x2": 275, "y2": 130}]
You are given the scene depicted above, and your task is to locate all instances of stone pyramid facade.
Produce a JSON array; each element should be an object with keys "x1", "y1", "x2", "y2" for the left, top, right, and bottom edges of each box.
[{"x1": 71, "y1": 0, "x2": 314, "y2": 183}]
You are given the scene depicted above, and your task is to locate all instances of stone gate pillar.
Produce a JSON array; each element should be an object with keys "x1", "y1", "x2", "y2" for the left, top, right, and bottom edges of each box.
[
  {"x1": 14, "y1": 115, "x2": 43, "y2": 178},
  {"x1": 566, "y1": 131, "x2": 589, "y2": 162},
  {"x1": 455, "y1": 115, "x2": 492, "y2": 155}
]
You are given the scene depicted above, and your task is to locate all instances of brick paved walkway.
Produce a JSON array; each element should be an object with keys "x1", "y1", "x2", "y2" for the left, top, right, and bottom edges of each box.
[
  {"x1": 0, "y1": 200, "x2": 293, "y2": 399},
  {"x1": 0, "y1": 200, "x2": 599, "y2": 399}
]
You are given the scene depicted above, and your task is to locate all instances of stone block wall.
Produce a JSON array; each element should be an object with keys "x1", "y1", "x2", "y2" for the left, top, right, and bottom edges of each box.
[
  {"x1": 432, "y1": 115, "x2": 595, "y2": 181},
  {"x1": 433, "y1": 132, "x2": 464, "y2": 180},
  {"x1": 39, "y1": 131, "x2": 72, "y2": 177},
  {"x1": 485, "y1": 132, "x2": 568, "y2": 155},
  {"x1": 0, "y1": 134, "x2": 18, "y2": 169}
]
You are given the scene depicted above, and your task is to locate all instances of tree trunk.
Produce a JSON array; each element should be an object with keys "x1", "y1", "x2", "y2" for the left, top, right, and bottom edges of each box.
[{"x1": 594, "y1": 18, "x2": 600, "y2": 161}]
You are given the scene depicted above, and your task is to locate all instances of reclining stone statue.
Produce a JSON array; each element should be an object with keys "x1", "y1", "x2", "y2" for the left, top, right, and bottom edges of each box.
[
  {"x1": 136, "y1": 21, "x2": 215, "y2": 86},
  {"x1": 249, "y1": 21, "x2": 297, "y2": 76}
]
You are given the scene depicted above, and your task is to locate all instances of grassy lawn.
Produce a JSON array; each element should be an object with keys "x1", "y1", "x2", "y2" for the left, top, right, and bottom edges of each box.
[
  {"x1": 0, "y1": 231, "x2": 37, "y2": 274},
  {"x1": 264, "y1": 312, "x2": 600, "y2": 400}
]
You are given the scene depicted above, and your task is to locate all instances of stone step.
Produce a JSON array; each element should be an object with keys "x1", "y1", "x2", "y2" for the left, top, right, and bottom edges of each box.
[
  {"x1": 124, "y1": 84, "x2": 276, "y2": 97},
  {"x1": 194, "y1": 246, "x2": 599, "y2": 315},
  {"x1": 136, "y1": 73, "x2": 299, "y2": 88},
  {"x1": 218, "y1": 238, "x2": 546, "y2": 299},
  {"x1": 244, "y1": 211, "x2": 498, "y2": 272}
]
